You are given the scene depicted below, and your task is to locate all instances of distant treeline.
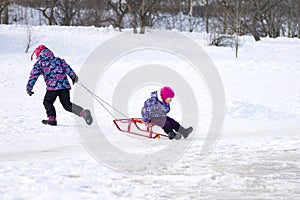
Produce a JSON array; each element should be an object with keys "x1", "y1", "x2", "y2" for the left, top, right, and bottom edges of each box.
[{"x1": 1, "y1": 0, "x2": 300, "y2": 40}]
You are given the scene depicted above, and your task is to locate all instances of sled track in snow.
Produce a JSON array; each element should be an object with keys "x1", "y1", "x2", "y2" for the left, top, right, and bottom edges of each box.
[{"x1": 0, "y1": 145, "x2": 85, "y2": 162}]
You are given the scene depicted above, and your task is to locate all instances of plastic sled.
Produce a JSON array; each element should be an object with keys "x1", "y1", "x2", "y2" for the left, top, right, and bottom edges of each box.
[{"x1": 113, "y1": 118, "x2": 169, "y2": 139}]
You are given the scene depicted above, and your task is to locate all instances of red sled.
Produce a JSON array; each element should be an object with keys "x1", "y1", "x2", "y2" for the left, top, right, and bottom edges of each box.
[{"x1": 113, "y1": 118, "x2": 169, "y2": 139}]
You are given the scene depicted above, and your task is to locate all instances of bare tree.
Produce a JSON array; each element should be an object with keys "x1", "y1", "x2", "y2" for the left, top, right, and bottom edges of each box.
[
  {"x1": 205, "y1": 0, "x2": 209, "y2": 33},
  {"x1": 263, "y1": 0, "x2": 284, "y2": 38},
  {"x1": 297, "y1": 0, "x2": 300, "y2": 38},
  {"x1": 238, "y1": 0, "x2": 282, "y2": 41},
  {"x1": 79, "y1": 0, "x2": 109, "y2": 27},
  {"x1": 24, "y1": 0, "x2": 58, "y2": 25},
  {"x1": 147, "y1": 0, "x2": 180, "y2": 30},
  {"x1": 25, "y1": 26, "x2": 37, "y2": 53},
  {"x1": 107, "y1": 0, "x2": 128, "y2": 31},
  {"x1": 188, "y1": 0, "x2": 194, "y2": 32},
  {"x1": 0, "y1": 0, "x2": 9, "y2": 24},
  {"x1": 126, "y1": 0, "x2": 158, "y2": 34},
  {"x1": 240, "y1": 0, "x2": 264, "y2": 41},
  {"x1": 281, "y1": 0, "x2": 300, "y2": 38},
  {"x1": 234, "y1": 0, "x2": 240, "y2": 58},
  {"x1": 126, "y1": 1, "x2": 138, "y2": 33},
  {"x1": 56, "y1": 0, "x2": 80, "y2": 26},
  {"x1": 38, "y1": 0, "x2": 58, "y2": 25},
  {"x1": 215, "y1": 0, "x2": 231, "y2": 34},
  {"x1": 0, "y1": 2, "x2": 4, "y2": 23}
]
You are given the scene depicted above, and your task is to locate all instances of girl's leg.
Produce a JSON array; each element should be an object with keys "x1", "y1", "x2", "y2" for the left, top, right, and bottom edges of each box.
[
  {"x1": 59, "y1": 89, "x2": 93, "y2": 125},
  {"x1": 59, "y1": 89, "x2": 83, "y2": 116},
  {"x1": 149, "y1": 116, "x2": 167, "y2": 128},
  {"x1": 162, "y1": 116, "x2": 180, "y2": 132},
  {"x1": 150, "y1": 116, "x2": 181, "y2": 140},
  {"x1": 150, "y1": 116, "x2": 180, "y2": 132},
  {"x1": 42, "y1": 91, "x2": 58, "y2": 125},
  {"x1": 43, "y1": 90, "x2": 58, "y2": 117}
]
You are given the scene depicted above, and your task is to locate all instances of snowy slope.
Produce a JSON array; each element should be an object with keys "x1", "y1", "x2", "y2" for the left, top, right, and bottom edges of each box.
[{"x1": 0, "y1": 25, "x2": 300, "y2": 199}]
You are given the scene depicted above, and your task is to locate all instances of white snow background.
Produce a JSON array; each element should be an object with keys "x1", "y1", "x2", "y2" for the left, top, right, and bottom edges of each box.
[{"x1": 0, "y1": 25, "x2": 300, "y2": 199}]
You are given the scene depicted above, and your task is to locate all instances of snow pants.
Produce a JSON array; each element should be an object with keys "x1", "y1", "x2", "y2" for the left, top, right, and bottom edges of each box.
[
  {"x1": 43, "y1": 89, "x2": 83, "y2": 117},
  {"x1": 150, "y1": 116, "x2": 180, "y2": 133}
]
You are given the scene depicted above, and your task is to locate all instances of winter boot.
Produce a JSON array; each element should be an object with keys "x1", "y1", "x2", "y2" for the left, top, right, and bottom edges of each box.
[
  {"x1": 167, "y1": 129, "x2": 181, "y2": 140},
  {"x1": 174, "y1": 132, "x2": 182, "y2": 140},
  {"x1": 42, "y1": 116, "x2": 57, "y2": 126},
  {"x1": 178, "y1": 126, "x2": 193, "y2": 139},
  {"x1": 81, "y1": 110, "x2": 93, "y2": 125}
]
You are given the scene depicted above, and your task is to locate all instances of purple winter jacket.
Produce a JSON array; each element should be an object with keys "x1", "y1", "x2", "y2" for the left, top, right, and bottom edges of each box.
[
  {"x1": 141, "y1": 90, "x2": 171, "y2": 122},
  {"x1": 26, "y1": 48, "x2": 76, "y2": 91}
]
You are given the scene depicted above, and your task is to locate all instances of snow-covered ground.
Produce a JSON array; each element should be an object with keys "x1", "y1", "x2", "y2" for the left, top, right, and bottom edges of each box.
[{"x1": 0, "y1": 25, "x2": 300, "y2": 199}]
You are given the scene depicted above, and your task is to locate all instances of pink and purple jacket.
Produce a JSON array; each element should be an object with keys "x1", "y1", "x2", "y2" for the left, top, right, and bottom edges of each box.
[
  {"x1": 26, "y1": 48, "x2": 76, "y2": 91},
  {"x1": 141, "y1": 91, "x2": 171, "y2": 122}
]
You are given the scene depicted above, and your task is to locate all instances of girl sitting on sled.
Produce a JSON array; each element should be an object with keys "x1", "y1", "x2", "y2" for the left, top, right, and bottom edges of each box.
[{"x1": 141, "y1": 86, "x2": 193, "y2": 140}]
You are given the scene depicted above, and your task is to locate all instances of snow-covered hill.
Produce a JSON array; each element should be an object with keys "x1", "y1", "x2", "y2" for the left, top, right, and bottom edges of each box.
[{"x1": 0, "y1": 25, "x2": 299, "y2": 199}]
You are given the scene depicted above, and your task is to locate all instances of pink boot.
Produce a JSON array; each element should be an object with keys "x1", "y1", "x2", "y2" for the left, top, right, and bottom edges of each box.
[{"x1": 42, "y1": 116, "x2": 57, "y2": 126}]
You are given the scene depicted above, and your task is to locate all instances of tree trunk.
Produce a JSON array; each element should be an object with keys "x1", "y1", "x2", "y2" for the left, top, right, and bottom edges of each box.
[
  {"x1": 49, "y1": 8, "x2": 55, "y2": 25},
  {"x1": 117, "y1": 16, "x2": 123, "y2": 31},
  {"x1": 118, "y1": 7, "x2": 128, "y2": 31},
  {"x1": 252, "y1": 19, "x2": 261, "y2": 41},
  {"x1": 241, "y1": 19, "x2": 261, "y2": 41},
  {"x1": 298, "y1": 22, "x2": 300, "y2": 38},
  {"x1": 107, "y1": 0, "x2": 128, "y2": 31},
  {"x1": 132, "y1": 13, "x2": 138, "y2": 33},
  {"x1": 188, "y1": 0, "x2": 193, "y2": 32},
  {"x1": 253, "y1": 34, "x2": 260, "y2": 41},
  {"x1": 287, "y1": 5, "x2": 291, "y2": 37},
  {"x1": 41, "y1": 8, "x2": 56, "y2": 25},
  {"x1": 127, "y1": 3, "x2": 138, "y2": 34},
  {"x1": 223, "y1": 11, "x2": 227, "y2": 34},
  {"x1": 297, "y1": 1, "x2": 300, "y2": 38},
  {"x1": 140, "y1": 14, "x2": 146, "y2": 34},
  {"x1": 235, "y1": 0, "x2": 239, "y2": 58},
  {"x1": 220, "y1": 0, "x2": 229, "y2": 35},
  {"x1": 3, "y1": 0, "x2": 9, "y2": 24},
  {"x1": 205, "y1": 0, "x2": 209, "y2": 33},
  {"x1": 139, "y1": 0, "x2": 146, "y2": 34},
  {"x1": 36, "y1": 0, "x2": 58, "y2": 25}
]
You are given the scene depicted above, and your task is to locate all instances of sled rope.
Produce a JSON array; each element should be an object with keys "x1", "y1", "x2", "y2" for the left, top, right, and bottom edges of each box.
[{"x1": 77, "y1": 81, "x2": 128, "y2": 119}]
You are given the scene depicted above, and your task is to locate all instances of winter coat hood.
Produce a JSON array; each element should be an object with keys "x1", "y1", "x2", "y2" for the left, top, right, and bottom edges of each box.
[{"x1": 38, "y1": 48, "x2": 55, "y2": 61}]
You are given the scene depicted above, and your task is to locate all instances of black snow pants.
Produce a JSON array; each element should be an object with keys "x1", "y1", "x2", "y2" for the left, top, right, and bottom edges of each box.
[{"x1": 43, "y1": 89, "x2": 83, "y2": 117}]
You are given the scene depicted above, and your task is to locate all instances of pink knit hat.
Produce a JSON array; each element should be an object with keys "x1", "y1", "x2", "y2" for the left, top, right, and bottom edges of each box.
[
  {"x1": 161, "y1": 86, "x2": 175, "y2": 102},
  {"x1": 31, "y1": 45, "x2": 47, "y2": 60}
]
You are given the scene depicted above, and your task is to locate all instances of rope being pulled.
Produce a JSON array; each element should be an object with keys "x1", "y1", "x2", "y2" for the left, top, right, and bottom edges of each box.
[{"x1": 77, "y1": 81, "x2": 128, "y2": 119}]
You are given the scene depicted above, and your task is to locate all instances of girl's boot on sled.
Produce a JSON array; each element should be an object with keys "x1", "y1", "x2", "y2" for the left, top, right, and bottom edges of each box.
[
  {"x1": 178, "y1": 126, "x2": 193, "y2": 139},
  {"x1": 166, "y1": 129, "x2": 181, "y2": 140}
]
